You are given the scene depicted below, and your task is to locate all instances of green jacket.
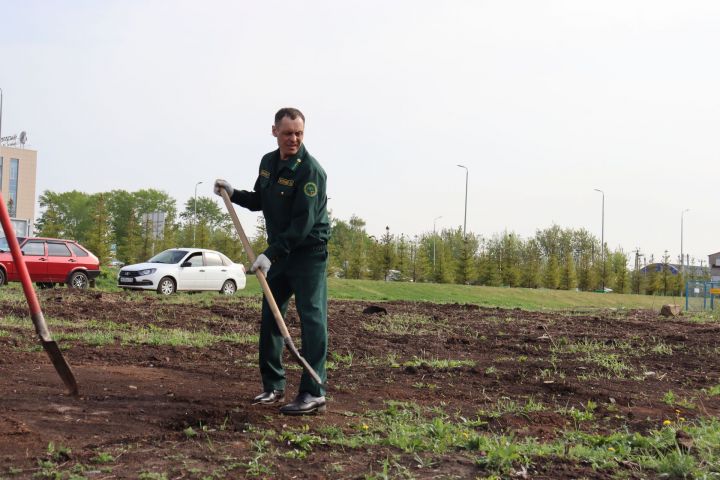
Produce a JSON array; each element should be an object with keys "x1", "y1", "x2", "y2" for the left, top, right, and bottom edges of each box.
[{"x1": 231, "y1": 145, "x2": 330, "y2": 261}]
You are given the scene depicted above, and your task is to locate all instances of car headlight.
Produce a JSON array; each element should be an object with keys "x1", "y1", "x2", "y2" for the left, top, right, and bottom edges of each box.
[{"x1": 138, "y1": 268, "x2": 157, "y2": 276}]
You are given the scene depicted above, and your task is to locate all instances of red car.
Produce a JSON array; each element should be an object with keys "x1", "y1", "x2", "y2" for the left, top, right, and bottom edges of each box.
[{"x1": 0, "y1": 237, "x2": 101, "y2": 289}]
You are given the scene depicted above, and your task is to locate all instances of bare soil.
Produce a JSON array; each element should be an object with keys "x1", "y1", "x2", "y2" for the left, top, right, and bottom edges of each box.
[{"x1": 0, "y1": 289, "x2": 718, "y2": 479}]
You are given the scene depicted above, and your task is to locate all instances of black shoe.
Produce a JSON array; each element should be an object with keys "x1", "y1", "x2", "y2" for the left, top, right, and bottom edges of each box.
[
  {"x1": 279, "y1": 392, "x2": 326, "y2": 415},
  {"x1": 252, "y1": 389, "x2": 285, "y2": 405}
]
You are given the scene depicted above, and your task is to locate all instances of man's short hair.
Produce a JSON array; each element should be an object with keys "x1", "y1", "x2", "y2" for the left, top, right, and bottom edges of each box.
[{"x1": 275, "y1": 107, "x2": 305, "y2": 125}]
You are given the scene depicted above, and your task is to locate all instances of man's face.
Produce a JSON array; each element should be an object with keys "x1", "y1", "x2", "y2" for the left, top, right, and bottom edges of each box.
[{"x1": 272, "y1": 116, "x2": 304, "y2": 159}]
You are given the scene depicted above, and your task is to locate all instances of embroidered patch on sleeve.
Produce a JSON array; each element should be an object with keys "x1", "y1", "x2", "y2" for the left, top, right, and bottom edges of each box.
[
  {"x1": 303, "y1": 182, "x2": 318, "y2": 197},
  {"x1": 260, "y1": 169, "x2": 271, "y2": 178}
]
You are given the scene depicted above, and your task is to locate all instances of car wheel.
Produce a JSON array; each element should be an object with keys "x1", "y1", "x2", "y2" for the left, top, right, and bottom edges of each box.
[
  {"x1": 220, "y1": 279, "x2": 236, "y2": 295},
  {"x1": 0, "y1": 269, "x2": 5, "y2": 286},
  {"x1": 69, "y1": 271, "x2": 89, "y2": 289},
  {"x1": 157, "y1": 277, "x2": 176, "y2": 295}
]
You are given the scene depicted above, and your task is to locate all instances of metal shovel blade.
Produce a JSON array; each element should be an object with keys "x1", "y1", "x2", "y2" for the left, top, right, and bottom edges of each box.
[{"x1": 42, "y1": 340, "x2": 79, "y2": 396}]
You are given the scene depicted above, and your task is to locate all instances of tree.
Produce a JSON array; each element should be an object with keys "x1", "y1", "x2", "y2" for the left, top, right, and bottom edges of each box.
[
  {"x1": 84, "y1": 193, "x2": 112, "y2": 265},
  {"x1": 543, "y1": 254, "x2": 560, "y2": 289},
  {"x1": 118, "y1": 208, "x2": 142, "y2": 264},
  {"x1": 455, "y1": 233, "x2": 478, "y2": 285},
  {"x1": 36, "y1": 190, "x2": 93, "y2": 242},
  {"x1": 381, "y1": 227, "x2": 395, "y2": 281},
  {"x1": 521, "y1": 239, "x2": 542, "y2": 288},
  {"x1": 499, "y1": 232, "x2": 522, "y2": 287},
  {"x1": 35, "y1": 196, "x2": 63, "y2": 238},
  {"x1": 645, "y1": 255, "x2": 661, "y2": 295},
  {"x1": 396, "y1": 234, "x2": 411, "y2": 280},
  {"x1": 559, "y1": 251, "x2": 577, "y2": 290},
  {"x1": 610, "y1": 250, "x2": 629, "y2": 294}
]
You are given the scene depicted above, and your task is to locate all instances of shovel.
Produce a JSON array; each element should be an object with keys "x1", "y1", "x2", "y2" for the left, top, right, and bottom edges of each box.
[
  {"x1": 219, "y1": 189, "x2": 324, "y2": 387},
  {"x1": 0, "y1": 192, "x2": 79, "y2": 396}
]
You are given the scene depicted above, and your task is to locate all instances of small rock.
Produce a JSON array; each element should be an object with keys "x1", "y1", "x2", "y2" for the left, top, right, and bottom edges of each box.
[
  {"x1": 660, "y1": 304, "x2": 681, "y2": 317},
  {"x1": 128, "y1": 385, "x2": 138, "y2": 390},
  {"x1": 676, "y1": 430, "x2": 694, "y2": 452}
]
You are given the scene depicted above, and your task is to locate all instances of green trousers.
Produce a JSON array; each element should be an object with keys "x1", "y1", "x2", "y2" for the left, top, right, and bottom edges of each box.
[{"x1": 259, "y1": 248, "x2": 328, "y2": 397}]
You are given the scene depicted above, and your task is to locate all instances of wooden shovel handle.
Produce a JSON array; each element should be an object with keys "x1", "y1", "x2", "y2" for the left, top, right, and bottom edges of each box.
[{"x1": 219, "y1": 189, "x2": 323, "y2": 386}]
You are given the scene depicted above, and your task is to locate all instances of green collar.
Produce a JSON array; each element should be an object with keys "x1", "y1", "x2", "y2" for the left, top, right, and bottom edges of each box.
[{"x1": 277, "y1": 144, "x2": 306, "y2": 174}]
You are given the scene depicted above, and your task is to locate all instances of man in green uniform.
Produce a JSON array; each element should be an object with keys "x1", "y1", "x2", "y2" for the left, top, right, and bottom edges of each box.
[{"x1": 214, "y1": 107, "x2": 330, "y2": 415}]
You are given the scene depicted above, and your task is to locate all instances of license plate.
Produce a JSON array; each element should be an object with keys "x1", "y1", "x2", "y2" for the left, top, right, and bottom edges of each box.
[{"x1": 119, "y1": 277, "x2": 133, "y2": 283}]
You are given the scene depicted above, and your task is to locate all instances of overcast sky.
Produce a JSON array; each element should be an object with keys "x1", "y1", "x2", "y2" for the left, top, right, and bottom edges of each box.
[{"x1": 1, "y1": 1, "x2": 719, "y2": 264}]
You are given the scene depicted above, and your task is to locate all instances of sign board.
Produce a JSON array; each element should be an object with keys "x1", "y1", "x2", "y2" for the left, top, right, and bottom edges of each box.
[
  {"x1": 141, "y1": 212, "x2": 166, "y2": 240},
  {"x1": 710, "y1": 288, "x2": 720, "y2": 295},
  {"x1": 0, "y1": 132, "x2": 26, "y2": 146},
  {"x1": 0, "y1": 218, "x2": 30, "y2": 237}
]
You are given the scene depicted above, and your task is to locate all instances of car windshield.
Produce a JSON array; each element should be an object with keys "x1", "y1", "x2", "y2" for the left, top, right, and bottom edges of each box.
[
  {"x1": 0, "y1": 236, "x2": 25, "y2": 252},
  {"x1": 147, "y1": 250, "x2": 189, "y2": 264}
]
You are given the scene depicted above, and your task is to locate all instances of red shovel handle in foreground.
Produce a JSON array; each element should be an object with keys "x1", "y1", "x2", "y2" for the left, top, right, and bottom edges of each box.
[
  {"x1": 0, "y1": 192, "x2": 78, "y2": 396},
  {"x1": 220, "y1": 189, "x2": 324, "y2": 387}
]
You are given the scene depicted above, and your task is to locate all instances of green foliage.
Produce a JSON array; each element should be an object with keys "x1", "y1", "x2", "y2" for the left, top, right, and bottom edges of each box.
[
  {"x1": 559, "y1": 251, "x2": 577, "y2": 290},
  {"x1": 36, "y1": 189, "x2": 687, "y2": 297},
  {"x1": 84, "y1": 193, "x2": 112, "y2": 264},
  {"x1": 543, "y1": 254, "x2": 560, "y2": 289}
]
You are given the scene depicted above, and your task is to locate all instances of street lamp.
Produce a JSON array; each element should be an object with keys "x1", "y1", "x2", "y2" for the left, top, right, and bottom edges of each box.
[
  {"x1": 433, "y1": 215, "x2": 442, "y2": 273},
  {"x1": 0, "y1": 87, "x2": 4, "y2": 145},
  {"x1": 384, "y1": 225, "x2": 390, "y2": 282},
  {"x1": 193, "y1": 181, "x2": 203, "y2": 246},
  {"x1": 457, "y1": 165, "x2": 468, "y2": 237},
  {"x1": 593, "y1": 188, "x2": 605, "y2": 291},
  {"x1": 681, "y1": 208, "x2": 690, "y2": 273}
]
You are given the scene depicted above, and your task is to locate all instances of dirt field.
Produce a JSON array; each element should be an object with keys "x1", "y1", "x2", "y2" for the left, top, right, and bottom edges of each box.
[{"x1": 0, "y1": 289, "x2": 718, "y2": 479}]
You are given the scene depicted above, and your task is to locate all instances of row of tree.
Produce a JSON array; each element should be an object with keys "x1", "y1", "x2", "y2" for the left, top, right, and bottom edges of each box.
[{"x1": 35, "y1": 189, "x2": 708, "y2": 296}]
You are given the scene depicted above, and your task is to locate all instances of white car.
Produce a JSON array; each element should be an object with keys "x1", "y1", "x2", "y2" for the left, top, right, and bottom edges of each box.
[{"x1": 118, "y1": 248, "x2": 246, "y2": 295}]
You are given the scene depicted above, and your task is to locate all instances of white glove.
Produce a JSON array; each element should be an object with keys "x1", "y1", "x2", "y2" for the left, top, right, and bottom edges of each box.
[
  {"x1": 251, "y1": 254, "x2": 271, "y2": 274},
  {"x1": 214, "y1": 179, "x2": 234, "y2": 197}
]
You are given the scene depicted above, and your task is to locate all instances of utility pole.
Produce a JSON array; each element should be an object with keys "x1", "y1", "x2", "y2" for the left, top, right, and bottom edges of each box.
[
  {"x1": 0, "y1": 88, "x2": 4, "y2": 145},
  {"x1": 193, "y1": 181, "x2": 203, "y2": 247},
  {"x1": 633, "y1": 248, "x2": 641, "y2": 294},
  {"x1": 457, "y1": 165, "x2": 468, "y2": 238},
  {"x1": 681, "y1": 209, "x2": 689, "y2": 274},
  {"x1": 433, "y1": 215, "x2": 442, "y2": 274},
  {"x1": 384, "y1": 225, "x2": 390, "y2": 282},
  {"x1": 593, "y1": 189, "x2": 605, "y2": 291}
]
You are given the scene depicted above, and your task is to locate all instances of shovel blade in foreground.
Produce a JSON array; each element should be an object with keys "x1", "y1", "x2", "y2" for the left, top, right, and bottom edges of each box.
[
  {"x1": 0, "y1": 190, "x2": 79, "y2": 396},
  {"x1": 42, "y1": 340, "x2": 80, "y2": 396}
]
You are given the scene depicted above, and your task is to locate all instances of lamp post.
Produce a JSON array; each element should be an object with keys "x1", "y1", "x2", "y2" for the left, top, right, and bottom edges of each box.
[
  {"x1": 384, "y1": 225, "x2": 390, "y2": 282},
  {"x1": 457, "y1": 164, "x2": 468, "y2": 238},
  {"x1": 593, "y1": 188, "x2": 605, "y2": 291},
  {"x1": 681, "y1": 208, "x2": 690, "y2": 273},
  {"x1": 433, "y1": 215, "x2": 442, "y2": 273},
  {"x1": 0, "y1": 87, "x2": 4, "y2": 145},
  {"x1": 193, "y1": 181, "x2": 203, "y2": 246}
]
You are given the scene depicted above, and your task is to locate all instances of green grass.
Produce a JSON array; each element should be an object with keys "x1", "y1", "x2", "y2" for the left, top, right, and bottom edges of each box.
[
  {"x1": 298, "y1": 401, "x2": 720, "y2": 477},
  {"x1": 0, "y1": 272, "x2": 683, "y2": 311},
  {"x1": 236, "y1": 276, "x2": 679, "y2": 310},
  {"x1": 0, "y1": 315, "x2": 257, "y2": 348}
]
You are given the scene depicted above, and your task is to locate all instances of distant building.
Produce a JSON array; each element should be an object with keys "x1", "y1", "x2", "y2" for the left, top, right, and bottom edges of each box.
[
  {"x1": 0, "y1": 144, "x2": 37, "y2": 236},
  {"x1": 709, "y1": 252, "x2": 720, "y2": 282},
  {"x1": 639, "y1": 263, "x2": 708, "y2": 278}
]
